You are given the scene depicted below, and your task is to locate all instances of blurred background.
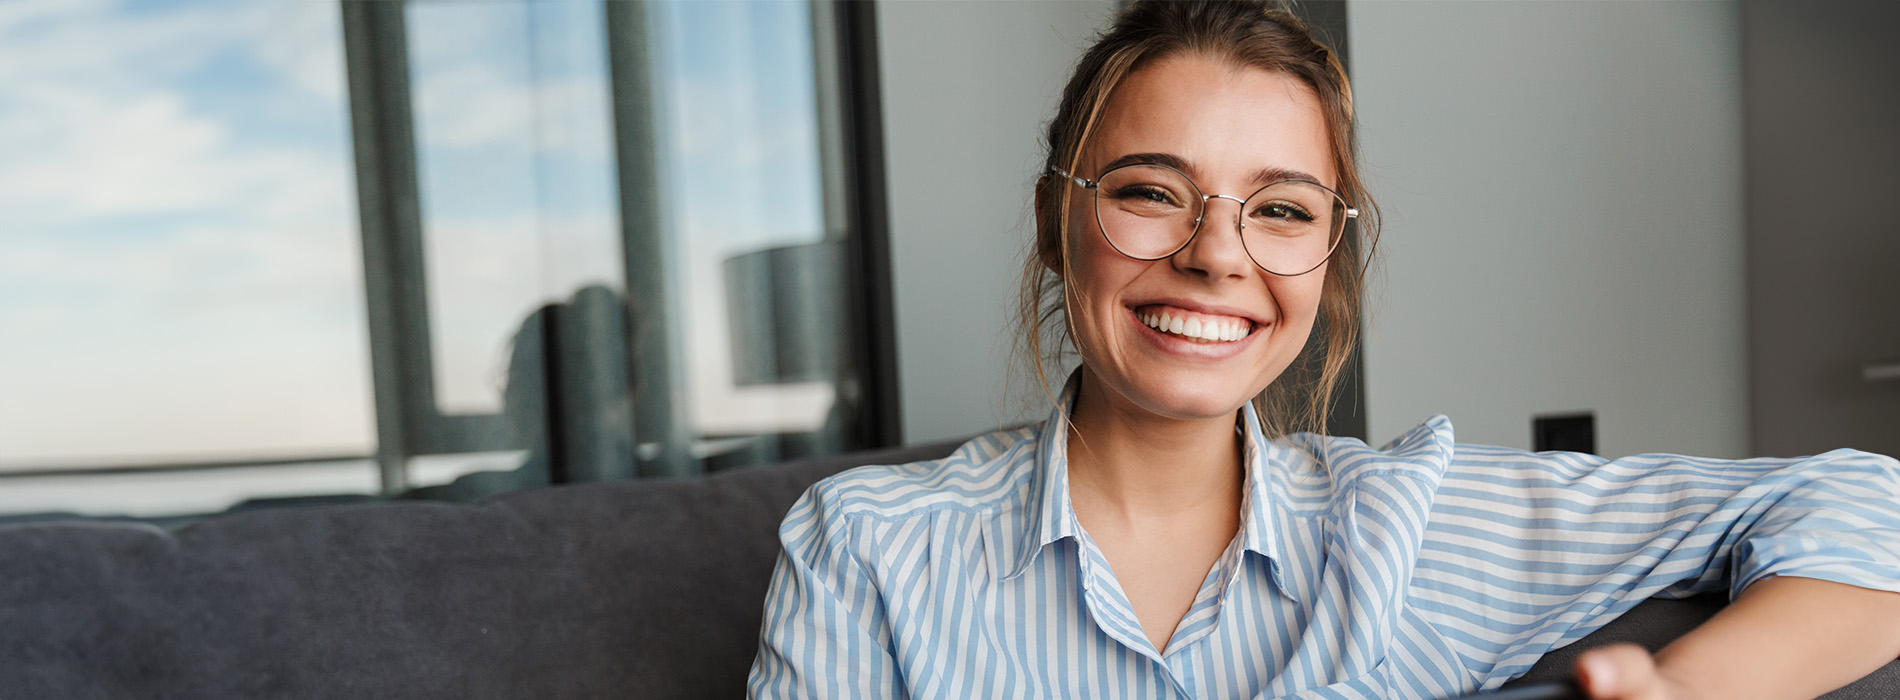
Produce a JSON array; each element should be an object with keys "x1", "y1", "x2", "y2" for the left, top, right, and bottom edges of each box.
[{"x1": 0, "y1": 0, "x2": 1893, "y2": 520}]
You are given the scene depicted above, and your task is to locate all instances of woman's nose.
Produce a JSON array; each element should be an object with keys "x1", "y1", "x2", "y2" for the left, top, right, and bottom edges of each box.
[{"x1": 1172, "y1": 195, "x2": 1255, "y2": 279}]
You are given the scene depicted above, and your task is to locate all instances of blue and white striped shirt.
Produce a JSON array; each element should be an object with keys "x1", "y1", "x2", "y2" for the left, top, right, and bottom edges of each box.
[{"x1": 748, "y1": 388, "x2": 1900, "y2": 699}]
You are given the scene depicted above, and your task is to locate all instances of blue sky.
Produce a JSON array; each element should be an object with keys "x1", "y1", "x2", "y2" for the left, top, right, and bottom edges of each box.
[{"x1": 0, "y1": 0, "x2": 831, "y2": 468}]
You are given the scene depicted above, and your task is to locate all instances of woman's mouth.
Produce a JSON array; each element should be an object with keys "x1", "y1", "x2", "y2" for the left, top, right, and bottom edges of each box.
[{"x1": 1134, "y1": 304, "x2": 1257, "y2": 343}]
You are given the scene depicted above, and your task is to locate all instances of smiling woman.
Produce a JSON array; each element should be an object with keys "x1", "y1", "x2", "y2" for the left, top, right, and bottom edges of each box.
[
  {"x1": 1056, "y1": 52, "x2": 1342, "y2": 657},
  {"x1": 746, "y1": 2, "x2": 1900, "y2": 699}
]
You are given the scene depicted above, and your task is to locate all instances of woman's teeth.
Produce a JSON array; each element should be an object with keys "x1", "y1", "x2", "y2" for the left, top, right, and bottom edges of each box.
[{"x1": 1139, "y1": 310, "x2": 1253, "y2": 343}]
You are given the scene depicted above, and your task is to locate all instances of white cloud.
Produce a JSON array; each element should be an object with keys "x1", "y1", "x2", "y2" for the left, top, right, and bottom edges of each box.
[
  {"x1": 0, "y1": 1, "x2": 350, "y2": 223},
  {"x1": 412, "y1": 63, "x2": 537, "y2": 150},
  {"x1": 410, "y1": 57, "x2": 615, "y2": 158},
  {"x1": 0, "y1": 89, "x2": 355, "y2": 223},
  {"x1": 0, "y1": 212, "x2": 374, "y2": 466},
  {"x1": 247, "y1": 3, "x2": 349, "y2": 103},
  {"x1": 0, "y1": 0, "x2": 109, "y2": 33},
  {"x1": 0, "y1": 216, "x2": 360, "y2": 317},
  {"x1": 0, "y1": 0, "x2": 367, "y2": 466},
  {"x1": 0, "y1": 1, "x2": 315, "y2": 93}
]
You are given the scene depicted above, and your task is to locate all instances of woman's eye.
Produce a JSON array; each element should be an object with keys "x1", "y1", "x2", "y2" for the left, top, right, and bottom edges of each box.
[
  {"x1": 1252, "y1": 202, "x2": 1313, "y2": 221},
  {"x1": 1110, "y1": 185, "x2": 1179, "y2": 205}
]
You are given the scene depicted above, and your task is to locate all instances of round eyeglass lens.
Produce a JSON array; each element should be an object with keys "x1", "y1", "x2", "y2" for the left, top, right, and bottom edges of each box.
[
  {"x1": 1093, "y1": 164, "x2": 1202, "y2": 260},
  {"x1": 1238, "y1": 180, "x2": 1347, "y2": 275}
]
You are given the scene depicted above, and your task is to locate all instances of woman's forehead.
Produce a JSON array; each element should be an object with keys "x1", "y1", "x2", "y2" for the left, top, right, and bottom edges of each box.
[{"x1": 1086, "y1": 55, "x2": 1336, "y2": 189}]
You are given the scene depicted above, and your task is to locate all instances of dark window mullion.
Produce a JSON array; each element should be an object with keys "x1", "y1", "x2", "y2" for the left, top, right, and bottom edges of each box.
[
  {"x1": 602, "y1": 1, "x2": 693, "y2": 478},
  {"x1": 832, "y1": 1, "x2": 903, "y2": 449},
  {"x1": 340, "y1": 1, "x2": 427, "y2": 493}
]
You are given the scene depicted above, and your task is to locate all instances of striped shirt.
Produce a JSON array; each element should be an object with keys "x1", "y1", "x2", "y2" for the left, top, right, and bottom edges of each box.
[{"x1": 748, "y1": 386, "x2": 1900, "y2": 699}]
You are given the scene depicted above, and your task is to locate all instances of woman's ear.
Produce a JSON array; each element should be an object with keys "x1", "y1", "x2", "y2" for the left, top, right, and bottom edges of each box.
[
  {"x1": 1033, "y1": 175, "x2": 1063, "y2": 275},
  {"x1": 1033, "y1": 174, "x2": 1049, "y2": 223}
]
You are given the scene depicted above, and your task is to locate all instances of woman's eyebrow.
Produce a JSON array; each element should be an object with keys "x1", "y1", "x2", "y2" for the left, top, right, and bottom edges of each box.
[
  {"x1": 1251, "y1": 166, "x2": 1325, "y2": 186},
  {"x1": 1096, "y1": 153, "x2": 1326, "y2": 187},
  {"x1": 1099, "y1": 152, "x2": 1190, "y2": 174}
]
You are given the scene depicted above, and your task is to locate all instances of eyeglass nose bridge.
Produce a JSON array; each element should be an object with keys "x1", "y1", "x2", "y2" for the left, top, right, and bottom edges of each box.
[{"x1": 1190, "y1": 192, "x2": 1248, "y2": 228}]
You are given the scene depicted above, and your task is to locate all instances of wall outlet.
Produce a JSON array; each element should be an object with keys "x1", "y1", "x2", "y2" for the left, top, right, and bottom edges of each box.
[{"x1": 1533, "y1": 412, "x2": 1596, "y2": 454}]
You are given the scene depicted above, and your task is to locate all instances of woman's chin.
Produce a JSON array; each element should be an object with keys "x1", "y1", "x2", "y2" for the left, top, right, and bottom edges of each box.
[
  {"x1": 1141, "y1": 389, "x2": 1257, "y2": 423},
  {"x1": 1085, "y1": 370, "x2": 1263, "y2": 425}
]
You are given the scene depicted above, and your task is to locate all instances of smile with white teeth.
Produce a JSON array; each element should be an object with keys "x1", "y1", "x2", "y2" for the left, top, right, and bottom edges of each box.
[{"x1": 1137, "y1": 307, "x2": 1255, "y2": 343}]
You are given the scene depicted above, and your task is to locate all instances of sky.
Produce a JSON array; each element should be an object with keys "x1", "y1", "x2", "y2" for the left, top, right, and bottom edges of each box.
[{"x1": 0, "y1": 0, "x2": 835, "y2": 471}]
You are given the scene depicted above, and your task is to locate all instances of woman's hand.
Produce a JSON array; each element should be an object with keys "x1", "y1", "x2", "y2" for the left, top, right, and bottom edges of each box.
[
  {"x1": 1576, "y1": 645, "x2": 1700, "y2": 700},
  {"x1": 1570, "y1": 577, "x2": 1900, "y2": 700}
]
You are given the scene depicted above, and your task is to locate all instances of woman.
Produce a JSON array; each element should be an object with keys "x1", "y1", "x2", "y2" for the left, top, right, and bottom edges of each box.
[{"x1": 749, "y1": 2, "x2": 1900, "y2": 698}]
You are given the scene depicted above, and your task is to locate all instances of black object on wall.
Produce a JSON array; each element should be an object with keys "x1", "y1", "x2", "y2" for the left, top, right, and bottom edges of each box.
[{"x1": 1534, "y1": 412, "x2": 1597, "y2": 454}]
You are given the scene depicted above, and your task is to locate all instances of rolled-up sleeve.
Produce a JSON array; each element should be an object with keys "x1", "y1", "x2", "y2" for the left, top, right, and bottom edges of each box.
[
  {"x1": 1407, "y1": 445, "x2": 1900, "y2": 688},
  {"x1": 748, "y1": 483, "x2": 906, "y2": 699},
  {"x1": 1726, "y1": 448, "x2": 1900, "y2": 592}
]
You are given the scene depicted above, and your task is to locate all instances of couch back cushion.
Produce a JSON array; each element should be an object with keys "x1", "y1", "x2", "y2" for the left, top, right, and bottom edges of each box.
[{"x1": 0, "y1": 439, "x2": 962, "y2": 700}]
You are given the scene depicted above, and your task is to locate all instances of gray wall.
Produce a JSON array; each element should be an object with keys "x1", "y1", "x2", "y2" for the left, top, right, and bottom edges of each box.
[
  {"x1": 1351, "y1": 1, "x2": 1750, "y2": 458},
  {"x1": 1744, "y1": 0, "x2": 1900, "y2": 458},
  {"x1": 877, "y1": 1, "x2": 1115, "y2": 444}
]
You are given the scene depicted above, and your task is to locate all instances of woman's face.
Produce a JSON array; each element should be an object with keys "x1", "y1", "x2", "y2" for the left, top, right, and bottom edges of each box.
[{"x1": 1064, "y1": 54, "x2": 1335, "y2": 423}]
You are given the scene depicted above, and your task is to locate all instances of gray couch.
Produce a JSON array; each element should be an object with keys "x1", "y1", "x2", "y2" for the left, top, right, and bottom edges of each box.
[{"x1": 2, "y1": 438, "x2": 1895, "y2": 699}]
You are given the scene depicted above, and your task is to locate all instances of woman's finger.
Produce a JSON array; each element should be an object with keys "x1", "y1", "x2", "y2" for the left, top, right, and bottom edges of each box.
[{"x1": 1576, "y1": 644, "x2": 1666, "y2": 700}]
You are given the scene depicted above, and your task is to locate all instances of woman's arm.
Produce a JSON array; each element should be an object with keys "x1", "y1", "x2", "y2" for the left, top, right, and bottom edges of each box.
[
  {"x1": 1409, "y1": 445, "x2": 1900, "y2": 694},
  {"x1": 1578, "y1": 576, "x2": 1900, "y2": 700}
]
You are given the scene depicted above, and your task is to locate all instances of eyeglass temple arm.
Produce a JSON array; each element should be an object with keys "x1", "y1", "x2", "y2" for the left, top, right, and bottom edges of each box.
[{"x1": 1051, "y1": 167, "x2": 1095, "y2": 190}]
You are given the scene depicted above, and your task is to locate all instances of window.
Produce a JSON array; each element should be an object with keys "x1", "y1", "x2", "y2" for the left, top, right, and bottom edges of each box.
[
  {"x1": 0, "y1": 0, "x2": 895, "y2": 519},
  {"x1": 0, "y1": 1, "x2": 377, "y2": 517}
]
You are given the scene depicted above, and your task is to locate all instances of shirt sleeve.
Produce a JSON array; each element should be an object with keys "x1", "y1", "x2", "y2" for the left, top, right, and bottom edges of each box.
[
  {"x1": 1406, "y1": 445, "x2": 1900, "y2": 688},
  {"x1": 747, "y1": 482, "x2": 907, "y2": 699}
]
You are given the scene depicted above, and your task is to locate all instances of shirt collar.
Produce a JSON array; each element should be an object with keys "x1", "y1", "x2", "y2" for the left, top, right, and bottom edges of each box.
[
  {"x1": 1000, "y1": 374, "x2": 1286, "y2": 583},
  {"x1": 1235, "y1": 399, "x2": 1278, "y2": 561},
  {"x1": 990, "y1": 375, "x2": 1460, "y2": 600},
  {"x1": 1002, "y1": 375, "x2": 1084, "y2": 581}
]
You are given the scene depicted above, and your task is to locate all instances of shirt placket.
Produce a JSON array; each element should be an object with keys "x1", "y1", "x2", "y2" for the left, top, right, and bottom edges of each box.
[
  {"x1": 1162, "y1": 532, "x2": 1251, "y2": 698},
  {"x1": 1071, "y1": 526, "x2": 1251, "y2": 699},
  {"x1": 1072, "y1": 529, "x2": 1156, "y2": 657}
]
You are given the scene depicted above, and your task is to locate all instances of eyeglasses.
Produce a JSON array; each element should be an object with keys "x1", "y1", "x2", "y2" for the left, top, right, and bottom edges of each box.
[{"x1": 1055, "y1": 163, "x2": 1358, "y2": 276}]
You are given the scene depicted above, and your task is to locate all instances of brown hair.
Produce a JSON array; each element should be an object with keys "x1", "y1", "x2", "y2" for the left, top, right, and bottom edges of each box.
[{"x1": 1016, "y1": 0, "x2": 1378, "y2": 437}]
